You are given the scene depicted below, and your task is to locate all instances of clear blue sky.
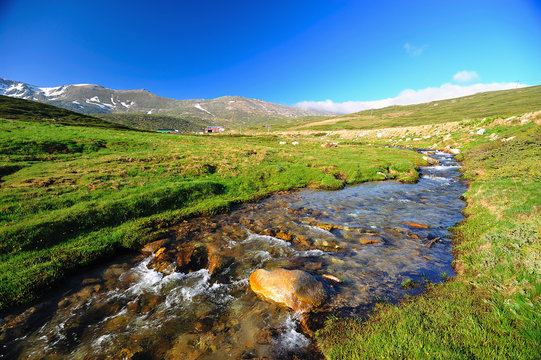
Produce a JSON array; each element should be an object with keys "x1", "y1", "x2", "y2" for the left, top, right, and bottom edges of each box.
[{"x1": 1, "y1": 0, "x2": 540, "y2": 105}]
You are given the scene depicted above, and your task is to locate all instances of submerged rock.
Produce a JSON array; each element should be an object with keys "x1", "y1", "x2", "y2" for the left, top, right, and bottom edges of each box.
[
  {"x1": 249, "y1": 269, "x2": 325, "y2": 312},
  {"x1": 322, "y1": 274, "x2": 342, "y2": 283},
  {"x1": 207, "y1": 253, "x2": 234, "y2": 276},
  {"x1": 315, "y1": 223, "x2": 335, "y2": 231},
  {"x1": 359, "y1": 238, "x2": 381, "y2": 245},
  {"x1": 275, "y1": 230, "x2": 293, "y2": 241},
  {"x1": 141, "y1": 239, "x2": 168, "y2": 255},
  {"x1": 175, "y1": 244, "x2": 208, "y2": 273},
  {"x1": 403, "y1": 222, "x2": 429, "y2": 229},
  {"x1": 147, "y1": 248, "x2": 175, "y2": 274},
  {"x1": 422, "y1": 155, "x2": 439, "y2": 165},
  {"x1": 260, "y1": 228, "x2": 276, "y2": 237}
]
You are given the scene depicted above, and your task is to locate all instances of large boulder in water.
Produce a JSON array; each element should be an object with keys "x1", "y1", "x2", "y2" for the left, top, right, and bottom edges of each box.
[{"x1": 249, "y1": 269, "x2": 325, "y2": 312}]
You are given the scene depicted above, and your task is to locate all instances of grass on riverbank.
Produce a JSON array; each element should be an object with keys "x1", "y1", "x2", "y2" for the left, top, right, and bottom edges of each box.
[
  {"x1": 0, "y1": 118, "x2": 426, "y2": 312},
  {"x1": 316, "y1": 122, "x2": 540, "y2": 359}
]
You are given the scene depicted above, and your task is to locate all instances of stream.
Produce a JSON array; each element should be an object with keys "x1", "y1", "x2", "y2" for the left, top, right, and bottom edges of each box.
[{"x1": 0, "y1": 150, "x2": 467, "y2": 359}]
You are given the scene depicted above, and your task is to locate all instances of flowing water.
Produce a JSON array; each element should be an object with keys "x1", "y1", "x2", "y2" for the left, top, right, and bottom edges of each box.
[{"x1": 1, "y1": 151, "x2": 467, "y2": 359}]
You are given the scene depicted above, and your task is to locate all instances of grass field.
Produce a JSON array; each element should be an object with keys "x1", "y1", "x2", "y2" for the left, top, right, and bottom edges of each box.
[
  {"x1": 0, "y1": 116, "x2": 426, "y2": 312},
  {"x1": 316, "y1": 121, "x2": 541, "y2": 359},
  {"x1": 270, "y1": 85, "x2": 541, "y2": 132}
]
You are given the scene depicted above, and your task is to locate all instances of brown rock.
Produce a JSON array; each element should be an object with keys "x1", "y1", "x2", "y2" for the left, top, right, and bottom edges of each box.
[
  {"x1": 191, "y1": 317, "x2": 214, "y2": 333},
  {"x1": 249, "y1": 269, "x2": 325, "y2": 312},
  {"x1": 316, "y1": 223, "x2": 335, "y2": 231},
  {"x1": 141, "y1": 295, "x2": 163, "y2": 313},
  {"x1": 117, "y1": 348, "x2": 134, "y2": 359},
  {"x1": 207, "y1": 253, "x2": 234, "y2": 275},
  {"x1": 322, "y1": 274, "x2": 342, "y2": 283},
  {"x1": 304, "y1": 261, "x2": 322, "y2": 271},
  {"x1": 81, "y1": 278, "x2": 101, "y2": 286},
  {"x1": 261, "y1": 228, "x2": 276, "y2": 237},
  {"x1": 403, "y1": 222, "x2": 429, "y2": 229},
  {"x1": 299, "y1": 312, "x2": 328, "y2": 338},
  {"x1": 275, "y1": 231, "x2": 293, "y2": 241},
  {"x1": 321, "y1": 143, "x2": 338, "y2": 148},
  {"x1": 256, "y1": 327, "x2": 279, "y2": 344},
  {"x1": 57, "y1": 298, "x2": 71, "y2": 308},
  {"x1": 147, "y1": 248, "x2": 175, "y2": 274},
  {"x1": 423, "y1": 155, "x2": 440, "y2": 165},
  {"x1": 175, "y1": 245, "x2": 195, "y2": 269},
  {"x1": 104, "y1": 314, "x2": 129, "y2": 332},
  {"x1": 294, "y1": 235, "x2": 313, "y2": 248},
  {"x1": 155, "y1": 247, "x2": 166, "y2": 257},
  {"x1": 175, "y1": 244, "x2": 208, "y2": 273},
  {"x1": 126, "y1": 301, "x2": 140, "y2": 314},
  {"x1": 359, "y1": 238, "x2": 381, "y2": 245},
  {"x1": 141, "y1": 239, "x2": 168, "y2": 255}
]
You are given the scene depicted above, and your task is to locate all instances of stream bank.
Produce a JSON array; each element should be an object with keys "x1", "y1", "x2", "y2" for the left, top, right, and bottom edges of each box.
[{"x1": 1, "y1": 150, "x2": 467, "y2": 360}]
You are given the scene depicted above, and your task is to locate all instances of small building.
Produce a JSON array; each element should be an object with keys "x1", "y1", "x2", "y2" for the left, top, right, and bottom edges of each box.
[
  {"x1": 204, "y1": 126, "x2": 225, "y2": 133},
  {"x1": 157, "y1": 129, "x2": 179, "y2": 133}
]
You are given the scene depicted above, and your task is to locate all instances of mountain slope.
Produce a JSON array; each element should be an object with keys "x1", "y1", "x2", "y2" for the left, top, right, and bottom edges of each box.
[
  {"x1": 0, "y1": 78, "x2": 334, "y2": 125},
  {"x1": 96, "y1": 113, "x2": 207, "y2": 132},
  {"x1": 0, "y1": 95, "x2": 133, "y2": 129},
  {"x1": 280, "y1": 85, "x2": 541, "y2": 131}
]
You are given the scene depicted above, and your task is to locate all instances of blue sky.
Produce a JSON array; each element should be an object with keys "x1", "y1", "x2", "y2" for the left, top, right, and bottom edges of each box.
[{"x1": 0, "y1": 0, "x2": 540, "y2": 111}]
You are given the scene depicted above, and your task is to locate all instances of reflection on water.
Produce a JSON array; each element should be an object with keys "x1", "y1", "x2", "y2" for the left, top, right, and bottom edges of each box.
[{"x1": 1, "y1": 151, "x2": 467, "y2": 360}]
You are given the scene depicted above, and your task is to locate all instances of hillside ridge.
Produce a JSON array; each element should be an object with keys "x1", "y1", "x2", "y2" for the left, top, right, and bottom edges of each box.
[
  {"x1": 0, "y1": 77, "x2": 334, "y2": 125},
  {"x1": 276, "y1": 85, "x2": 541, "y2": 131}
]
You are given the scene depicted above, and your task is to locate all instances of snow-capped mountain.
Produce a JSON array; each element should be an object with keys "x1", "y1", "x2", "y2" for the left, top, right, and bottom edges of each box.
[{"x1": 0, "y1": 78, "x2": 334, "y2": 123}]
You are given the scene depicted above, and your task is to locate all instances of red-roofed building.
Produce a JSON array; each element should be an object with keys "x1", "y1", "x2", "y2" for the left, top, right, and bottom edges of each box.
[{"x1": 205, "y1": 126, "x2": 225, "y2": 133}]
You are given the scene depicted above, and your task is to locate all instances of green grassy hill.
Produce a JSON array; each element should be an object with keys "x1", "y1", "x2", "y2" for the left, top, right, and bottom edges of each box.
[
  {"x1": 96, "y1": 113, "x2": 207, "y2": 132},
  {"x1": 277, "y1": 85, "x2": 541, "y2": 131},
  {"x1": 0, "y1": 95, "x2": 133, "y2": 130}
]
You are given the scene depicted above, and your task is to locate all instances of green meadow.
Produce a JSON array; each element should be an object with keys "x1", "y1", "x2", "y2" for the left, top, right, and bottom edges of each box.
[{"x1": 0, "y1": 115, "x2": 424, "y2": 311}]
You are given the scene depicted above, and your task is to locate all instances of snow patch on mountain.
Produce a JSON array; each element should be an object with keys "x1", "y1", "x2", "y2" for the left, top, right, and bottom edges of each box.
[
  {"x1": 85, "y1": 96, "x2": 113, "y2": 110},
  {"x1": 1, "y1": 82, "x2": 33, "y2": 98},
  {"x1": 39, "y1": 86, "x2": 67, "y2": 98},
  {"x1": 194, "y1": 103, "x2": 214, "y2": 116}
]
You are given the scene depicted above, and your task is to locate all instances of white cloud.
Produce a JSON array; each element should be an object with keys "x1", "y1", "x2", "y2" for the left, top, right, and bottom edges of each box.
[
  {"x1": 296, "y1": 82, "x2": 526, "y2": 114},
  {"x1": 453, "y1": 70, "x2": 479, "y2": 83},
  {"x1": 404, "y1": 42, "x2": 426, "y2": 57}
]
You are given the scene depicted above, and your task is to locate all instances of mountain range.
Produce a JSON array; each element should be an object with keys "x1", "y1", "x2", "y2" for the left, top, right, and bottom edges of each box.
[{"x1": 0, "y1": 77, "x2": 333, "y2": 126}]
